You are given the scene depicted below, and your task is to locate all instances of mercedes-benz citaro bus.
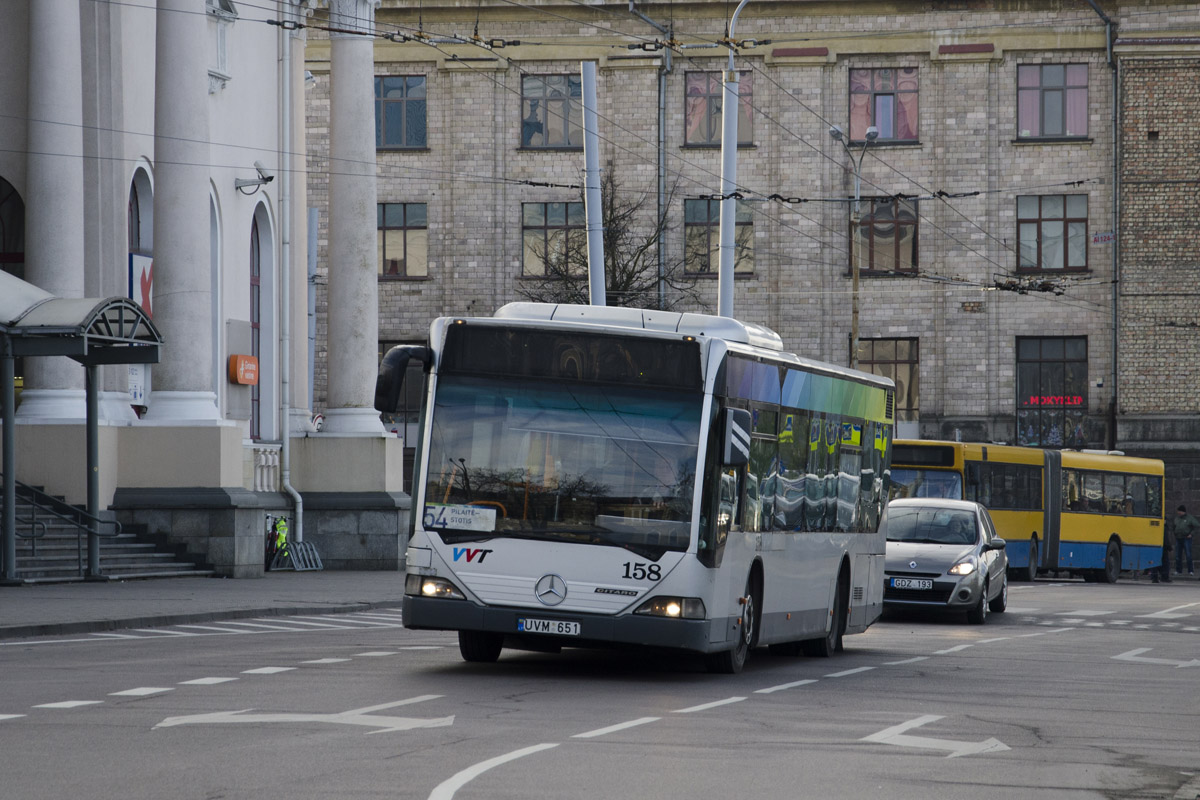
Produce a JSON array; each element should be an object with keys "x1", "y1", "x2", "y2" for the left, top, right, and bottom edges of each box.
[{"x1": 376, "y1": 303, "x2": 896, "y2": 673}]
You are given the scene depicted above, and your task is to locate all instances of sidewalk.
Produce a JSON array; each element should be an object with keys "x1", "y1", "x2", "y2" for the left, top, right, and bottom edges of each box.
[{"x1": 0, "y1": 571, "x2": 405, "y2": 641}]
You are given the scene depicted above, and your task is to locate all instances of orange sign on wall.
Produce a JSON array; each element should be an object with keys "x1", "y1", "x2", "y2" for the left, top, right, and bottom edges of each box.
[{"x1": 228, "y1": 354, "x2": 259, "y2": 386}]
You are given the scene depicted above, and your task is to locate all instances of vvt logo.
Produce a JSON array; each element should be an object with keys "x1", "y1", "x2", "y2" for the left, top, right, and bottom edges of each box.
[{"x1": 452, "y1": 547, "x2": 493, "y2": 563}]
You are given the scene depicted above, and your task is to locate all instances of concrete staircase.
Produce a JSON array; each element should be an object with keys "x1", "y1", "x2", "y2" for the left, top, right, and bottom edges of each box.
[{"x1": 5, "y1": 488, "x2": 213, "y2": 584}]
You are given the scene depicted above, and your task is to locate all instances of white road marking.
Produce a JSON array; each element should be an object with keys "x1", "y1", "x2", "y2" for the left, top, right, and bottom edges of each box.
[
  {"x1": 1017, "y1": 627, "x2": 1073, "y2": 637},
  {"x1": 34, "y1": 701, "x2": 104, "y2": 709},
  {"x1": 755, "y1": 679, "x2": 817, "y2": 694},
  {"x1": 175, "y1": 625, "x2": 254, "y2": 634},
  {"x1": 301, "y1": 658, "x2": 352, "y2": 664},
  {"x1": 133, "y1": 628, "x2": 197, "y2": 636},
  {"x1": 428, "y1": 743, "x2": 559, "y2": 800},
  {"x1": 156, "y1": 698, "x2": 453, "y2": 734},
  {"x1": 1056, "y1": 609, "x2": 1112, "y2": 617},
  {"x1": 861, "y1": 714, "x2": 1010, "y2": 758},
  {"x1": 883, "y1": 656, "x2": 929, "y2": 665},
  {"x1": 977, "y1": 637, "x2": 1010, "y2": 644},
  {"x1": 673, "y1": 697, "x2": 746, "y2": 713},
  {"x1": 241, "y1": 667, "x2": 296, "y2": 675},
  {"x1": 0, "y1": 714, "x2": 27, "y2": 721},
  {"x1": 179, "y1": 677, "x2": 238, "y2": 685},
  {"x1": 1059, "y1": 618, "x2": 1084, "y2": 625},
  {"x1": 1004, "y1": 607, "x2": 1038, "y2": 613},
  {"x1": 344, "y1": 612, "x2": 406, "y2": 621},
  {"x1": 1112, "y1": 648, "x2": 1200, "y2": 669},
  {"x1": 251, "y1": 618, "x2": 350, "y2": 629},
  {"x1": 934, "y1": 645, "x2": 973, "y2": 654},
  {"x1": 398, "y1": 646, "x2": 444, "y2": 650},
  {"x1": 110, "y1": 687, "x2": 173, "y2": 697},
  {"x1": 290, "y1": 615, "x2": 396, "y2": 627},
  {"x1": 1110, "y1": 620, "x2": 1131, "y2": 625},
  {"x1": 825, "y1": 666, "x2": 875, "y2": 678},
  {"x1": 90, "y1": 633, "x2": 139, "y2": 639},
  {"x1": 205, "y1": 621, "x2": 304, "y2": 632},
  {"x1": 354, "y1": 651, "x2": 397, "y2": 657},
  {"x1": 573, "y1": 717, "x2": 660, "y2": 738},
  {"x1": 1138, "y1": 602, "x2": 1200, "y2": 620}
]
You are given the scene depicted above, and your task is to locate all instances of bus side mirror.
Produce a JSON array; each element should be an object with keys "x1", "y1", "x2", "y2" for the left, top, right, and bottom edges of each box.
[
  {"x1": 722, "y1": 408, "x2": 751, "y2": 467},
  {"x1": 374, "y1": 345, "x2": 432, "y2": 413}
]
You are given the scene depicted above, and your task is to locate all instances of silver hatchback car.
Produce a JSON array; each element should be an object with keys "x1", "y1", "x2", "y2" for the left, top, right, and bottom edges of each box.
[{"x1": 883, "y1": 498, "x2": 1008, "y2": 624}]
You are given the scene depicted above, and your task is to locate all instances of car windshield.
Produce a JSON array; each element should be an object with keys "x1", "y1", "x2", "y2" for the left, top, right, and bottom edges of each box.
[
  {"x1": 887, "y1": 506, "x2": 978, "y2": 545},
  {"x1": 889, "y1": 468, "x2": 963, "y2": 500},
  {"x1": 422, "y1": 375, "x2": 701, "y2": 555}
]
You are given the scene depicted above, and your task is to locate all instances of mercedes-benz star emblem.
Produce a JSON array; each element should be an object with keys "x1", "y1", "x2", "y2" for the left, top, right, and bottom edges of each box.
[
  {"x1": 909, "y1": 561, "x2": 918, "y2": 569},
  {"x1": 534, "y1": 573, "x2": 567, "y2": 606}
]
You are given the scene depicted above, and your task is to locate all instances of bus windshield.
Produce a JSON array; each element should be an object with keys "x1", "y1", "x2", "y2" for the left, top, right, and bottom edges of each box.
[
  {"x1": 889, "y1": 468, "x2": 963, "y2": 500},
  {"x1": 422, "y1": 375, "x2": 701, "y2": 555}
]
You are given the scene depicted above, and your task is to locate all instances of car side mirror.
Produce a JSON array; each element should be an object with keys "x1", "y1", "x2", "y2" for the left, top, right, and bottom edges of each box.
[{"x1": 986, "y1": 537, "x2": 1006, "y2": 551}]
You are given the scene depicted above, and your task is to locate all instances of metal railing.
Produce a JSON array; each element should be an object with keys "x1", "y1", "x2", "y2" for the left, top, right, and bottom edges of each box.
[{"x1": 2, "y1": 477, "x2": 122, "y2": 577}]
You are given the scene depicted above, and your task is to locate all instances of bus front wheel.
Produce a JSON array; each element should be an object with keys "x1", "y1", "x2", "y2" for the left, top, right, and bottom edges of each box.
[
  {"x1": 707, "y1": 575, "x2": 759, "y2": 674},
  {"x1": 1103, "y1": 541, "x2": 1121, "y2": 584},
  {"x1": 458, "y1": 630, "x2": 503, "y2": 663}
]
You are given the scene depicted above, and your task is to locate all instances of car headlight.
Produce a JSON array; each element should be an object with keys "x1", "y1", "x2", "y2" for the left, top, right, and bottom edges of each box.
[
  {"x1": 405, "y1": 573, "x2": 465, "y2": 600},
  {"x1": 948, "y1": 559, "x2": 977, "y2": 576},
  {"x1": 634, "y1": 596, "x2": 706, "y2": 619}
]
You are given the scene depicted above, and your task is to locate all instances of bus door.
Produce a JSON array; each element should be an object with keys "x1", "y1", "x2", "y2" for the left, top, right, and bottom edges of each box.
[{"x1": 1043, "y1": 449, "x2": 1062, "y2": 571}]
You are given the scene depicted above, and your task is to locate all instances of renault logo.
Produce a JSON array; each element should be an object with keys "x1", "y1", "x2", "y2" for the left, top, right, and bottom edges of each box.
[
  {"x1": 534, "y1": 574, "x2": 567, "y2": 606},
  {"x1": 909, "y1": 561, "x2": 918, "y2": 569}
]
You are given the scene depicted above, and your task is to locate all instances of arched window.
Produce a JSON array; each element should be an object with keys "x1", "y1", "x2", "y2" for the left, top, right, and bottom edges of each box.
[
  {"x1": 0, "y1": 177, "x2": 25, "y2": 280},
  {"x1": 250, "y1": 214, "x2": 261, "y2": 440}
]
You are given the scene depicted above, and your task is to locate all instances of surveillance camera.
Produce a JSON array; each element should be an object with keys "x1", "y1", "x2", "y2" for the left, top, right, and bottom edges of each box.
[{"x1": 254, "y1": 161, "x2": 275, "y2": 182}]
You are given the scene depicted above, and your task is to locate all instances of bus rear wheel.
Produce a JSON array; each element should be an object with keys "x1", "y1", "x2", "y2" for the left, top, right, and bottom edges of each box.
[
  {"x1": 802, "y1": 575, "x2": 845, "y2": 657},
  {"x1": 458, "y1": 630, "x2": 503, "y2": 663},
  {"x1": 1103, "y1": 541, "x2": 1121, "y2": 584}
]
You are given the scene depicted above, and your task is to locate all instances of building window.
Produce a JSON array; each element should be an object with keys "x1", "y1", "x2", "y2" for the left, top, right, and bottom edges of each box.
[
  {"x1": 375, "y1": 76, "x2": 427, "y2": 149},
  {"x1": 856, "y1": 338, "x2": 918, "y2": 423},
  {"x1": 850, "y1": 197, "x2": 917, "y2": 274},
  {"x1": 1017, "y1": 194, "x2": 1088, "y2": 272},
  {"x1": 684, "y1": 71, "x2": 754, "y2": 146},
  {"x1": 377, "y1": 203, "x2": 428, "y2": 278},
  {"x1": 249, "y1": 215, "x2": 261, "y2": 441},
  {"x1": 521, "y1": 75, "x2": 581, "y2": 148},
  {"x1": 684, "y1": 198, "x2": 754, "y2": 274},
  {"x1": 849, "y1": 67, "x2": 918, "y2": 142},
  {"x1": 1016, "y1": 336, "x2": 1087, "y2": 448},
  {"x1": 522, "y1": 202, "x2": 585, "y2": 277},
  {"x1": 1017, "y1": 64, "x2": 1088, "y2": 138},
  {"x1": 206, "y1": 0, "x2": 236, "y2": 91}
]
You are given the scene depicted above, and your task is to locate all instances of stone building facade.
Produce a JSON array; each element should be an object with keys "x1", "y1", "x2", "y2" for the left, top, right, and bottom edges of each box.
[{"x1": 303, "y1": 1, "x2": 1199, "y2": 500}]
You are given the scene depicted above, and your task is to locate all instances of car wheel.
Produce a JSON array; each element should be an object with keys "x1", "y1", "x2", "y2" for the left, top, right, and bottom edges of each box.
[
  {"x1": 707, "y1": 574, "x2": 758, "y2": 674},
  {"x1": 1103, "y1": 540, "x2": 1121, "y2": 584},
  {"x1": 989, "y1": 572, "x2": 1008, "y2": 613},
  {"x1": 458, "y1": 630, "x2": 503, "y2": 663},
  {"x1": 967, "y1": 581, "x2": 988, "y2": 624},
  {"x1": 802, "y1": 575, "x2": 846, "y2": 657}
]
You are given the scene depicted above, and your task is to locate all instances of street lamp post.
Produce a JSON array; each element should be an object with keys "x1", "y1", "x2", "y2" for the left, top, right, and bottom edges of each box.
[{"x1": 829, "y1": 124, "x2": 877, "y2": 370}]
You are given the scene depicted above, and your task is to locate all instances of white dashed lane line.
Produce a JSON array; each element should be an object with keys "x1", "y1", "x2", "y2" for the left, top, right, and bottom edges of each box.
[
  {"x1": 755, "y1": 678, "x2": 817, "y2": 694},
  {"x1": 241, "y1": 667, "x2": 297, "y2": 675},
  {"x1": 110, "y1": 688, "x2": 173, "y2": 697},
  {"x1": 34, "y1": 701, "x2": 104, "y2": 709},
  {"x1": 180, "y1": 677, "x2": 238, "y2": 685},
  {"x1": 301, "y1": 658, "x2": 352, "y2": 664},
  {"x1": 672, "y1": 697, "x2": 746, "y2": 714},
  {"x1": 825, "y1": 666, "x2": 876, "y2": 678},
  {"x1": 933, "y1": 645, "x2": 973, "y2": 655},
  {"x1": 0, "y1": 714, "x2": 26, "y2": 721},
  {"x1": 572, "y1": 717, "x2": 661, "y2": 739}
]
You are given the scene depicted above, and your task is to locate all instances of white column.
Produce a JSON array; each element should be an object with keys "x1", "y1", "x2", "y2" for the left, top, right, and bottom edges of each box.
[
  {"x1": 144, "y1": 0, "x2": 220, "y2": 423},
  {"x1": 17, "y1": 0, "x2": 86, "y2": 421},
  {"x1": 322, "y1": 0, "x2": 384, "y2": 435}
]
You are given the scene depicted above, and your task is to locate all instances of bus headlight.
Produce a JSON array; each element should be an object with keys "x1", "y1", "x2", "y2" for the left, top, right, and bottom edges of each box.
[
  {"x1": 948, "y1": 559, "x2": 977, "y2": 576},
  {"x1": 634, "y1": 596, "x2": 706, "y2": 619},
  {"x1": 405, "y1": 573, "x2": 465, "y2": 600}
]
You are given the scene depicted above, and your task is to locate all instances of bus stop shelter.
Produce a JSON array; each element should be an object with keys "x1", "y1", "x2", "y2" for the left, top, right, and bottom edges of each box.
[{"x1": 0, "y1": 270, "x2": 162, "y2": 581}]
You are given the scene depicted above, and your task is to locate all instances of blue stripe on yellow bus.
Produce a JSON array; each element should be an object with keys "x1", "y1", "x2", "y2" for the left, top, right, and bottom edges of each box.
[{"x1": 1057, "y1": 542, "x2": 1163, "y2": 571}]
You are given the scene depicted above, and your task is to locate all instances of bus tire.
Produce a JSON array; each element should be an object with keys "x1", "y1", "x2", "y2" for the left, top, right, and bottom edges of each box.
[
  {"x1": 802, "y1": 575, "x2": 846, "y2": 657},
  {"x1": 458, "y1": 630, "x2": 503, "y2": 663},
  {"x1": 967, "y1": 580, "x2": 988, "y2": 624},
  {"x1": 706, "y1": 574, "x2": 759, "y2": 674},
  {"x1": 1103, "y1": 540, "x2": 1121, "y2": 584},
  {"x1": 1025, "y1": 540, "x2": 1039, "y2": 582}
]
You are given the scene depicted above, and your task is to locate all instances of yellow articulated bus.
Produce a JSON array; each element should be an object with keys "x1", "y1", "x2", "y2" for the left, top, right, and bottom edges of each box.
[{"x1": 889, "y1": 440, "x2": 1164, "y2": 583}]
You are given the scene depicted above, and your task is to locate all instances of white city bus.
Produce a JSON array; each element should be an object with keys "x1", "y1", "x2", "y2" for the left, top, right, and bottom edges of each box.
[{"x1": 378, "y1": 303, "x2": 895, "y2": 673}]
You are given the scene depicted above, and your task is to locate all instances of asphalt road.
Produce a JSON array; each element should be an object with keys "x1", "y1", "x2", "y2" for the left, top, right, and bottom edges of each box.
[{"x1": 1, "y1": 581, "x2": 1197, "y2": 800}]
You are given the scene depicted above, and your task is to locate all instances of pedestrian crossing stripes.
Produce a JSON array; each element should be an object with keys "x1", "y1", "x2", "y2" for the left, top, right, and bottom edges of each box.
[{"x1": 85, "y1": 610, "x2": 406, "y2": 641}]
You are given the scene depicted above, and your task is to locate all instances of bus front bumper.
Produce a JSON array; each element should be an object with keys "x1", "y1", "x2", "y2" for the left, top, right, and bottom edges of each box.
[{"x1": 403, "y1": 595, "x2": 721, "y2": 653}]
